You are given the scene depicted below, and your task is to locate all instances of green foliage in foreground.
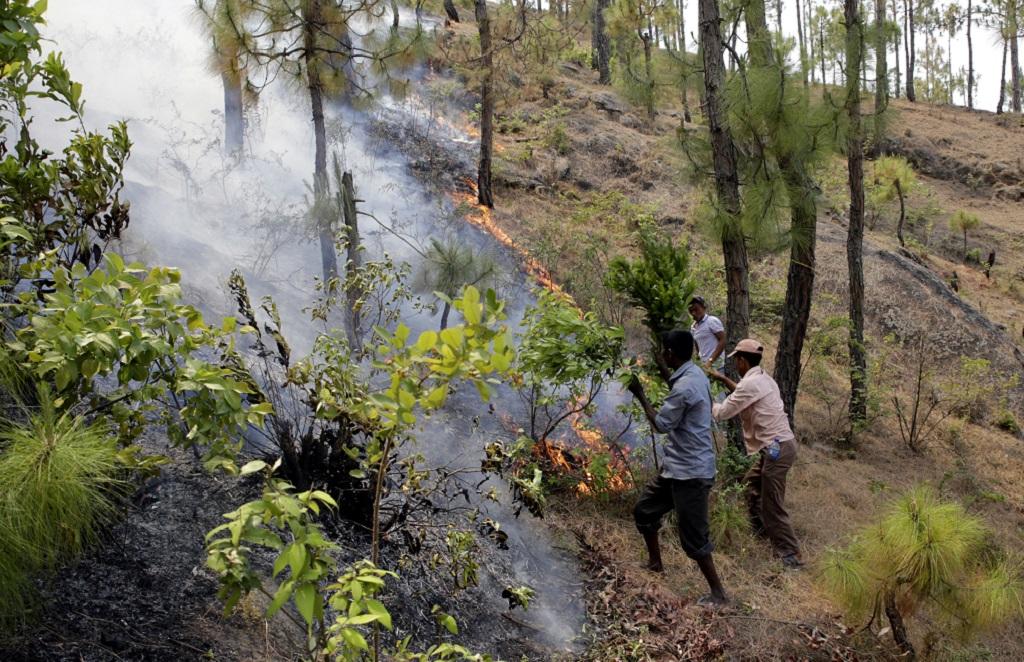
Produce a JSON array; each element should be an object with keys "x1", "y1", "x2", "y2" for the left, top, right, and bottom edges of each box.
[
  {"x1": 205, "y1": 286, "x2": 510, "y2": 660},
  {"x1": 820, "y1": 485, "x2": 1024, "y2": 651}
]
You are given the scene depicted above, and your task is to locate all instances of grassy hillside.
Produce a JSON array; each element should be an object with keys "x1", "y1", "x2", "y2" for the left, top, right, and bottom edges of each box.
[{"x1": 436, "y1": 34, "x2": 1024, "y2": 660}]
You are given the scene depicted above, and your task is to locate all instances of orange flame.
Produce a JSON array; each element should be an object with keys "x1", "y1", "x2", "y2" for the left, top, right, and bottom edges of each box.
[{"x1": 452, "y1": 178, "x2": 565, "y2": 296}]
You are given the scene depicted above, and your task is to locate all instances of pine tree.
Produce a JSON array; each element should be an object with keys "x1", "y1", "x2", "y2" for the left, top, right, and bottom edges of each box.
[
  {"x1": 735, "y1": 0, "x2": 831, "y2": 423},
  {"x1": 845, "y1": 0, "x2": 869, "y2": 430},
  {"x1": 875, "y1": 0, "x2": 890, "y2": 145},
  {"x1": 697, "y1": 0, "x2": 749, "y2": 383},
  {"x1": 967, "y1": 0, "x2": 975, "y2": 107},
  {"x1": 194, "y1": 0, "x2": 251, "y2": 154},
  {"x1": 475, "y1": 0, "x2": 496, "y2": 207},
  {"x1": 905, "y1": 0, "x2": 917, "y2": 100},
  {"x1": 821, "y1": 486, "x2": 1024, "y2": 659}
]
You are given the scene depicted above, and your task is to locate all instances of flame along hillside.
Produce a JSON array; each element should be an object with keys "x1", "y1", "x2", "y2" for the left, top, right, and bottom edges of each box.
[{"x1": 451, "y1": 179, "x2": 634, "y2": 495}]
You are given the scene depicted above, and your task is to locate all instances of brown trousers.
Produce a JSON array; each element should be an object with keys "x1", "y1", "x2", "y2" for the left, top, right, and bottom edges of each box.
[{"x1": 744, "y1": 439, "x2": 800, "y2": 558}]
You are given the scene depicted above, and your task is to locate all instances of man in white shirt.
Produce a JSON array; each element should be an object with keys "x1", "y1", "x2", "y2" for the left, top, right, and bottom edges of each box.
[
  {"x1": 688, "y1": 296, "x2": 726, "y2": 369},
  {"x1": 709, "y1": 339, "x2": 804, "y2": 569}
]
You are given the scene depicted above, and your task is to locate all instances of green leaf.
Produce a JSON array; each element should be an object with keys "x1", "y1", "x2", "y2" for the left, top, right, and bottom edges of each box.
[
  {"x1": 239, "y1": 460, "x2": 267, "y2": 476},
  {"x1": 266, "y1": 580, "x2": 293, "y2": 618},
  {"x1": 424, "y1": 384, "x2": 448, "y2": 409},
  {"x1": 294, "y1": 583, "x2": 317, "y2": 625},
  {"x1": 364, "y1": 598, "x2": 392, "y2": 630}
]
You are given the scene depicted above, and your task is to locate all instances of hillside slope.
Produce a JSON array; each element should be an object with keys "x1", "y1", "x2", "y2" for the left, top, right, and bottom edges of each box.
[{"x1": 439, "y1": 56, "x2": 1024, "y2": 660}]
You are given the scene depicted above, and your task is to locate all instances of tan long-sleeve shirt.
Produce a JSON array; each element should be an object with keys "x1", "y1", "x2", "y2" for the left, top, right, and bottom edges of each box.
[{"x1": 712, "y1": 366, "x2": 794, "y2": 455}]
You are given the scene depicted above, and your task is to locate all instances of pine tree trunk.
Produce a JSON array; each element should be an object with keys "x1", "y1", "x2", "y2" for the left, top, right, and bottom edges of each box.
[
  {"x1": 699, "y1": 0, "x2": 750, "y2": 446},
  {"x1": 906, "y1": 0, "x2": 916, "y2": 101},
  {"x1": 391, "y1": 0, "x2": 400, "y2": 29},
  {"x1": 476, "y1": 0, "x2": 495, "y2": 208},
  {"x1": 222, "y1": 70, "x2": 244, "y2": 154},
  {"x1": 444, "y1": 0, "x2": 459, "y2": 22},
  {"x1": 892, "y1": 0, "x2": 901, "y2": 97},
  {"x1": 885, "y1": 590, "x2": 916, "y2": 659},
  {"x1": 796, "y1": 0, "x2": 808, "y2": 85},
  {"x1": 775, "y1": 0, "x2": 783, "y2": 35},
  {"x1": 998, "y1": 36, "x2": 1008, "y2": 114},
  {"x1": 845, "y1": 0, "x2": 869, "y2": 429},
  {"x1": 594, "y1": 0, "x2": 612, "y2": 84},
  {"x1": 341, "y1": 170, "x2": 363, "y2": 348},
  {"x1": 820, "y1": 22, "x2": 828, "y2": 86},
  {"x1": 775, "y1": 166, "x2": 817, "y2": 425},
  {"x1": 642, "y1": 31, "x2": 655, "y2": 121},
  {"x1": 874, "y1": 0, "x2": 888, "y2": 147},
  {"x1": 303, "y1": 0, "x2": 339, "y2": 284},
  {"x1": 946, "y1": 30, "x2": 952, "y2": 104},
  {"x1": 1011, "y1": 2, "x2": 1021, "y2": 113},
  {"x1": 966, "y1": 0, "x2": 973, "y2": 108},
  {"x1": 809, "y1": 0, "x2": 817, "y2": 84},
  {"x1": 744, "y1": 0, "x2": 817, "y2": 425}
]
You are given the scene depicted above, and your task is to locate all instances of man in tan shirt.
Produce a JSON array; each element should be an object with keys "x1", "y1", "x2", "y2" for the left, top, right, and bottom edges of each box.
[{"x1": 709, "y1": 339, "x2": 803, "y2": 569}]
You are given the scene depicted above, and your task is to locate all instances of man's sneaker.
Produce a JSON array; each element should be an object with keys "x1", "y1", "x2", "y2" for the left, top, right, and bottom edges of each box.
[{"x1": 781, "y1": 554, "x2": 805, "y2": 570}]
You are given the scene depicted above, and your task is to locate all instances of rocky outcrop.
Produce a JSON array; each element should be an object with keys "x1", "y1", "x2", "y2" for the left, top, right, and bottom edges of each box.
[{"x1": 880, "y1": 135, "x2": 1024, "y2": 198}]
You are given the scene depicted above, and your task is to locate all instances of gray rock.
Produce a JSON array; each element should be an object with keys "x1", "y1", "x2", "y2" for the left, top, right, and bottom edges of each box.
[{"x1": 591, "y1": 91, "x2": 628, "y2": 116}]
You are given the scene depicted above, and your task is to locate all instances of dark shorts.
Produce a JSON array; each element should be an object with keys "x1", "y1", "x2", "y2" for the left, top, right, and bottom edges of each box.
[{"x1": 634, "y1": 475, "x2": 715, "y2": 560}]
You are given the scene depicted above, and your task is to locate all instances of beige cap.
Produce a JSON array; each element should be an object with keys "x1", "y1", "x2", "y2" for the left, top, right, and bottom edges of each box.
[{"x1": 727, "y1": 338, "x2": 764, "y2": 357}]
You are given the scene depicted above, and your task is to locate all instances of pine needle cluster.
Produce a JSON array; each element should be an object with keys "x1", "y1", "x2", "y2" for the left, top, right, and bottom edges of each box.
[
  {"x1": 819, "y1": 485, "x2": 1024, "y2": 646},
  {"x1": 0, "y1": 387, "x2": 127, "y2": 630}
]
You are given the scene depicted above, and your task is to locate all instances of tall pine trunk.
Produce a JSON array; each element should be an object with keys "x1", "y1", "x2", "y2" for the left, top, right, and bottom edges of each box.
[
  {"x1": 905, "y1": 0, "x2": 916, "y2": 101},
  {"x1": 596, "y1": 0, "x2": 611, "y2": 84},
  {"x1": 642, "y1": 31, "x2": 656, "y2": 122},
  {"x1": 745, "y1": 0, "x2": 818, "y2": 424},
  {"x1": 819, "y1": 21, "x2": 828, "y2": 85},
  {"x1": 845, "y1": 0, "x2": 869, "y2": 430},
  {"x1": 1011, "y1": 2, "x2": 1021, "y2": 113},
  {"x1": 303, "y1": 0, "x2": 339, "y2": 284},
  {"x1": 222, "y1": 70, "x2": 244, "y2": 154},
  {"x1": 892, "y1": 0, "x2": 901, "y2": 97},
  {"x1": 444, "y1": 0, "x2": 460, "y2": 22},
  {"x1": 967, "y1": 0, "x2": 974, "y2": 108},
  {"x1": 698, "y1": 0, "x2": 750, "y2": 419},
  {"x1": 796, "y1": 0, "x2": 808, "y2": 86},
  {"x1": 476, "y1": 0, "x2": 495, "y2": 208},
  {"x1": 874, "y1": 0, "x2": 889, "y2": 145},
  {"x1": 998, "y1": 36, "x2": 1008, "y2": 114}
]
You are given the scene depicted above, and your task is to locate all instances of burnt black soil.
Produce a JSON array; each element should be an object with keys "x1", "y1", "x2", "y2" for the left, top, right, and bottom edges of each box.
[
  {"x1": 0, "y1": 426, "x2": 582, "y2": 661},
  {"x1": 0, "y1": 439, "x2": 286, "y2": 661}
]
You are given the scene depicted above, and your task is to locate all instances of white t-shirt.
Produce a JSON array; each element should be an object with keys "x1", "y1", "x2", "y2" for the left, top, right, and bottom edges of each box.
[{"x1": 691, "y1": 314, "x2": 725, "y2": 364}]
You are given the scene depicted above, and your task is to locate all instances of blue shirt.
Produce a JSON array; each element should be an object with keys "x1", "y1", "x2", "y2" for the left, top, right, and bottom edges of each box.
[{"x1": 655, "y1": 362, "x2": 717, "y2": 481}]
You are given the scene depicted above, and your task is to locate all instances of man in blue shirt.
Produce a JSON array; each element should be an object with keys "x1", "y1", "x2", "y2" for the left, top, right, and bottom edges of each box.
[{"x1": 628, "y1": 330, "x2": 729, "y2": 606}]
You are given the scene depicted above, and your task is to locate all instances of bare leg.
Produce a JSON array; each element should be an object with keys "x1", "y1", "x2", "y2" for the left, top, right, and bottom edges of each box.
[
  {"x1": 642, "y1": 531, "x2": 664, "y2": 572},
  {"x1": 695, "y1": 555, "x2": 729, "y2": 603}
]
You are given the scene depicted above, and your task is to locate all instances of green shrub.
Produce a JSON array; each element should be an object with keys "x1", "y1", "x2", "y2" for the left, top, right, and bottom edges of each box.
[
  {"x1": 542, "y1": 120, "x2": 571, "y2": 155},
  {"x1": 560, "y1": 44, "x2": 591, "y2": 68},
  {"x1": 995, "y1": 409, "x2": 1021, "y2": 435},
  {"x1": 710, "y1": 483, "x2": 750, "y2": 552},
  {"x1": 0, "y1": 393, "x2": 129, "y2": 629}
]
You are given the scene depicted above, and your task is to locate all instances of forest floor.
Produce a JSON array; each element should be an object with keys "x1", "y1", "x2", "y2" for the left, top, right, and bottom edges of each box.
[{"x1": 455, "y1": 54, "x2": 1024, "y2": 660}]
